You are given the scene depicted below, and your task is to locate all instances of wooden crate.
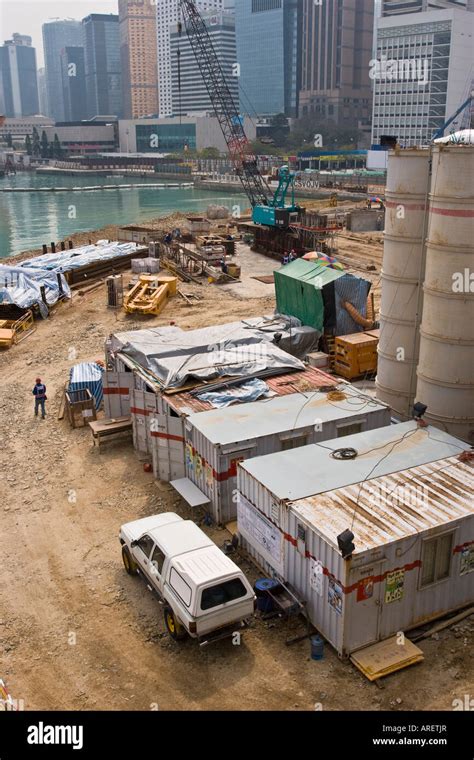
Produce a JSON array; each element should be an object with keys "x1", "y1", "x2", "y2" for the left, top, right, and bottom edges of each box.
[
  {"x1": 65, "y1": 388, "x2": 97, "y2": 429},
  {"x1": 334, "y1": 331, "x2": 379, "y2": 379}
]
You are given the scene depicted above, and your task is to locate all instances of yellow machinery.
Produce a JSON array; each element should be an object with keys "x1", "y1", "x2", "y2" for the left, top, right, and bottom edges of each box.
[
  {"x1": 0, "y1": 310, "x2": 35, "y2": 350},
  {"x1": 123, "y1": 274, "x2": 178, "y2": 316}
]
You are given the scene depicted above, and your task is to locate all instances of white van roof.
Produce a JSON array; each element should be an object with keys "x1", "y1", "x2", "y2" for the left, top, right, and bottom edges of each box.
[
  {"x1": 149, "y1": 519, "x2": 214, "y2": 559},
  {"x1": 122, "y1": 512, "x2": 182, "y2": 541},
  {"x1": 173, "y1": 545, "x2": 243, "y2": 584}
]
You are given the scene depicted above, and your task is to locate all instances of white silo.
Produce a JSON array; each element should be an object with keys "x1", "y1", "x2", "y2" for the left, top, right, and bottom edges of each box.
[
  {"x1": 415, "y1": 144, "x2": 474, "y2": 443},
  {"x1": 376, "y1": 149, "x2": 431, "y2": 418}
]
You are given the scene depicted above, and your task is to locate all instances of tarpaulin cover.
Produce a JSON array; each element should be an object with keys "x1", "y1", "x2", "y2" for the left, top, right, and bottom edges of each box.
[
  {"x1": 333, "y1": 274, "x2": 372, "y2": 336},
  {"x1": 109, "y1": 321, "x2": 305, "y2": 390},
  {"x1": 239, "y1": 314, "x2": 320, "y2": 358},
  {"x1": 196, "y1": 379, "x2": 272, "y2": 408},
  {"x1": 68, "y1": 362, "x2": 104, "y2": 409},
  {"x1": 274, "y1": 259, "x2": 345, "y2": 332},
  {"x1": 19, "y1": 240, "x2": 143, "y2": 273},
  {"x1": 0, "y1": 265, "x2": 70, "y2": 318}
]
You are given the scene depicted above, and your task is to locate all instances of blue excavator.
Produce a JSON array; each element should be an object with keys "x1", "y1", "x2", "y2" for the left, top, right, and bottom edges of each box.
[{"x1": 178, "y1": 0, "x2": 302, "y2": 229}]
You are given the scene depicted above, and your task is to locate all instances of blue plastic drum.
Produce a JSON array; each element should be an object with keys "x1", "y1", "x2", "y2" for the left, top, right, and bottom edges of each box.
[
  {"x1": 254, "y1": 578, "x2": 280, "y2": 613},
  {"x1": 310, "y1": 634, "x2": 324, "y2": 660}
]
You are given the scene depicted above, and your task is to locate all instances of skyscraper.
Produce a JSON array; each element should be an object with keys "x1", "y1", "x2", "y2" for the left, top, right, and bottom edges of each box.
[
  {"x1": 42, "y1": 20, "x2": 83, "y2": 121},
  {"x1": 0, "y1": 34, "x2": 39, "y2": 117},
  {"x1": 156, "y1": 0, "x2": 227, "y2": 118},
  {"x1": 372, "y1": 6, "x2": 474, "y2": 145},
  {"x1": 119, "y1": 0, "x2": 159, "y2": 119},
  {"x1": 82, "y1": 14, "x2": 122, "y2": 119},
  {"x1": 60, "y1": 47, "x2": 87, "y2": 122},
  {"x1": 37, "y1": 67, "x2": 48, "y2": 116},
  {"x1": 299, "y1": 0, "x2": 374, "y2": 125},
  {"x1": 170, "y1": 9, "x2": 238, "y2": 116},
  {"x1": 235, "y1": 0, "x2": 300, "y2": 118}
]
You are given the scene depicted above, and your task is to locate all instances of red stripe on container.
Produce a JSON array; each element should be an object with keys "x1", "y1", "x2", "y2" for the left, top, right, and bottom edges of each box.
[
  {"x1": 453, "y1": 539, "x2": 474, "y2": 553},
  {"x1": 150, "y1": 432, "x2": 184, "y2": 443}
]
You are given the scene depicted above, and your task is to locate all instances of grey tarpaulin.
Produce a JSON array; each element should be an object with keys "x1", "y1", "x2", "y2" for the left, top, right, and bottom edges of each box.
[
  {"x1": 0, "y1": 265, "x2": 70, "y2": 318},
  {"x1": 241, "y1": 314, "x2": 320, "y2": 358},
  {"x1": 19, "y1": 240, "x2": 142, "y2": 273},
  {"x1": 109, "y1": 321, "x2": 305, "y2": 390}
]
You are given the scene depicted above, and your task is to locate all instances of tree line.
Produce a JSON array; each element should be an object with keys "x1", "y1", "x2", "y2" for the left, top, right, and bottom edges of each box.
[{"x1": 25, "y1": 127, "x2": 63, "y2": 159}]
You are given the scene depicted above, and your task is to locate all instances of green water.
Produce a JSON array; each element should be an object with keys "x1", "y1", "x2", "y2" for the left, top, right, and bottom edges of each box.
[{"x1": 0, "y1": 173, "x2": 247, "y2": 259}]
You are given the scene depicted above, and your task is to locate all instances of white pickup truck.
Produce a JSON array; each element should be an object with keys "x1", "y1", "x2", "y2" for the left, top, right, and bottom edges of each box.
[{"x1": 120, "y1": 513, "x2": 255, "y2": 645}]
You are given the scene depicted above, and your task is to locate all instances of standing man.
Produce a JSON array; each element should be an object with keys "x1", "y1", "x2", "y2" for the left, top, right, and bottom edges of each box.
[{"x1": 32, "y1": 377, "x2": 47, "y2": 419}]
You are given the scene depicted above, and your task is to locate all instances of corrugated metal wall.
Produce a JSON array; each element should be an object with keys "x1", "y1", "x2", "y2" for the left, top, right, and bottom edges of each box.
[
  {"x1": 150, "y1": 412, "x2": 186, "y2": 482},
  {"x1": 345, "y1": 515, "x2": 474, "y2": 655},
  {"x1": 130, "y1": 389, "x2": 162, "y2": 455},
  {"x1": 103, "y1": 371, "x2": 135, "y2": 418},
  {"x1": 184, "y1": 423, "x2": 221, "y2": 520},
  {"x1": 286, "y1": 510, "x2": 347, "y2": 654}
]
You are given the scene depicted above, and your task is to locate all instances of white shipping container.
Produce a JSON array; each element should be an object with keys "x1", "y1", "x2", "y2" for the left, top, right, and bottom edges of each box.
[
  {"x1": 185, "y1": 386, "x2": 391, "y2": 525},
  {"x1": 237, "y1": 422, "x2": 473, "y2": 656}
]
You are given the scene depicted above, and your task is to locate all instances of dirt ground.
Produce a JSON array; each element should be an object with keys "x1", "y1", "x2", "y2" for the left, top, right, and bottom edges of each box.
[{"x1": 1, "y1": 237, "x2": 472, "y2": 712}]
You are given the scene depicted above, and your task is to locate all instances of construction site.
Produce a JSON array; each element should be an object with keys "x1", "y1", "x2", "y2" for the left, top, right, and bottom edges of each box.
[
  {"x1": 1, "y1": 136, "x2": 473, "y2": 712},
  {"x1": 0, "y1": 0, "x2": 473, "y2": 726}
]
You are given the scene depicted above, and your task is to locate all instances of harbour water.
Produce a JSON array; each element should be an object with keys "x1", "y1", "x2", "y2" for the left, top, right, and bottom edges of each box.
[{"x1": 0, "y1": 173, "x2": 247, "y2": 259}]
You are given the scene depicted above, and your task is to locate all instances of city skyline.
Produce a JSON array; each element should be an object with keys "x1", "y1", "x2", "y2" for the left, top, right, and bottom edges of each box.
[{"x1": 0, "y1": 0, "x2": 118, "y2": 68}]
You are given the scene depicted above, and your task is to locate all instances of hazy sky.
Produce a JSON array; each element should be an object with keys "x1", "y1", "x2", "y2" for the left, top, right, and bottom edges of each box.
[
  {"x1": 0, "y1": 0, "x2": 119, "y2": 67},
  {"x1": 1, "y1": 0, "x2": 382, "y2": 70}
]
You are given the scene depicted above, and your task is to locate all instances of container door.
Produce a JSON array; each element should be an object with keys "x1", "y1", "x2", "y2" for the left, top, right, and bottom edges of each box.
[
  {"x1": 220, "y1": 450, "x2": 253, "y2": 525},
  {"x1": 346, "y1": 560, "x2": 385, "y2": 652},
  {"x1": 168, "y1": 417, "x2": 186, "y2": 480},
  {"x1": 131, "y1": 389, "x2": 159, "y2": 454},
  {"x1": 151, "y1": 413, "x2": 185, "y2": 482},
  {"x1": 103, "y1": 371, "x2": 134, "y2": 418}
]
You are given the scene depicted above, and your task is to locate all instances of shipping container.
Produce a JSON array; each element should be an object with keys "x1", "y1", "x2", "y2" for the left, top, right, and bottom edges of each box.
[
  {"x1": 103, "y1": 344, "x2": 343, "y2": 480},
  {"x1": 184, "y1": 385, "x2": 391, "y2": 525},
  {"x1": 237, "y1": 421, "x2": 473, "y2": 657}
]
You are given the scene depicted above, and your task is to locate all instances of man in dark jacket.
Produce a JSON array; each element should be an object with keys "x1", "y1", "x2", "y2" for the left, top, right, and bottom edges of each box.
[{"x1": 33, "y1": 377, "x2": 47, "y2": 419}]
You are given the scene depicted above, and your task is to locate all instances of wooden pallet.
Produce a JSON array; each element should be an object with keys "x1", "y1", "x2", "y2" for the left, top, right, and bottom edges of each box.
[{"x1": 351, "y1": 636, "x2": 424, "y2": 681}]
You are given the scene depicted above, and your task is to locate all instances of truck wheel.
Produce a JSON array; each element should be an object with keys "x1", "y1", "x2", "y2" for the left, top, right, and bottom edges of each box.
[
  {"x1": 122, "y1": 546, "x2": 137, "y2": 575},
  {"x1": 163, "y1": 606, "x2": 187, "y2": 641}
]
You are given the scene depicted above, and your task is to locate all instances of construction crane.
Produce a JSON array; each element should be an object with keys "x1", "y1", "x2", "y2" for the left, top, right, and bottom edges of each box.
[
  {"x1": 177, "y1": 0, "x2": 301, "y2": 229},
  {"x1": 432, "y1": 92, "x2": 473, "y2": 141}
]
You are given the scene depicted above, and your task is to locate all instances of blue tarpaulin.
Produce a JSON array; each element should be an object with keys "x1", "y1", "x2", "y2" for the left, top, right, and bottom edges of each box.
[
  {"x1": 68, "y1": 362, "x2": 104, "y2": 410},
  {"x1": 334, "y1": 274, "x2": 372, "y2": 336}
]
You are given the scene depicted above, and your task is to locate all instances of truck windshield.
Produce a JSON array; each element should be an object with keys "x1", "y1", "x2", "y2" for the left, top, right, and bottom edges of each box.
[{"x1": 201, "y1": 578, "x2": 247, "y2": 611}]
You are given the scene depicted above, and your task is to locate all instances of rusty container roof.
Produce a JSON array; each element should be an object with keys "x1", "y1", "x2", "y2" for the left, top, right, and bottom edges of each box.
[{"x1": 292, "y1": 456, "x2": 474, "y2": 554}]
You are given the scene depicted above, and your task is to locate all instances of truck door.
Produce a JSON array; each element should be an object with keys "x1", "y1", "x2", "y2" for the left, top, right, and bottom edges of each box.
[
  {"x1": 149, "y1": 543, "x2": 167, "y2": 592},
  {"x1": 131, "y1": 534, "x2": 155, "y2": 579}
]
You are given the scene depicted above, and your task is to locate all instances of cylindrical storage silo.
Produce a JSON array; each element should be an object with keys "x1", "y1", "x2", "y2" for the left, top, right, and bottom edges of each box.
[
  {"x1": 416, "y1": 144, "x2": 474, "y2": 443},
  {"x1": 376, "y1": 149, "x2": 431, "y2": 417}
]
